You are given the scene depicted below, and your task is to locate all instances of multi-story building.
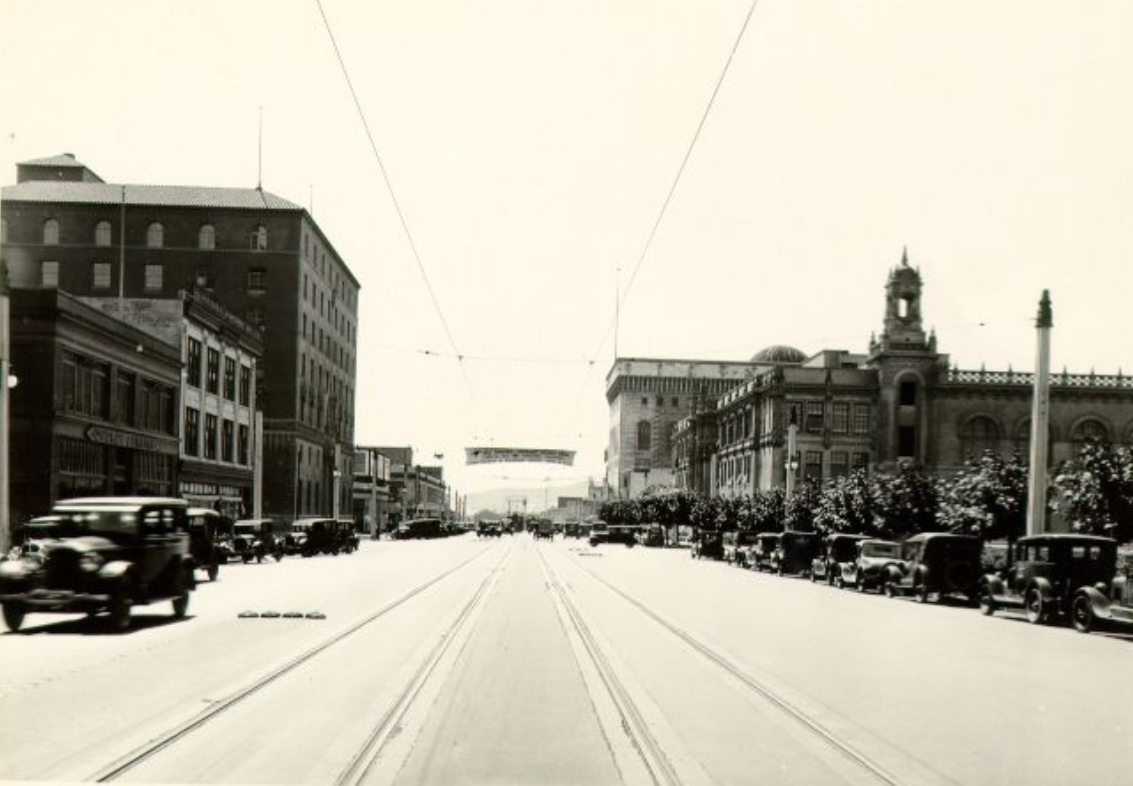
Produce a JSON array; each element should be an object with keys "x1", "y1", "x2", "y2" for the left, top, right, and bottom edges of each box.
[
  {"x1": 81, "y1": 286, "x2": 263, "y2": 517},
  {"x1": 351, "y1": 445, "x2": 392, "y2": 536},
  {"x1": 7, "y1": 288, "x2": 181, "y2": 523},
  {"x1": 1, "y1": 153, "x2": 360, "y2": 519},
  {"x1": 667, "y1": 254, "x2": 1133, "y2": 500}
]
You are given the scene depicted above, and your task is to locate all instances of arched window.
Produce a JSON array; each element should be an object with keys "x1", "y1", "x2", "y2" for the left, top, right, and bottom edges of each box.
[
  {"x1": 1072, "y1": 418, "x2": 1109, "y2": 445},
  {"x1": 146, "y1": 222, "x2": 164, "y2": 248},
  {"x1": 636, "y1": 421, "x2": 652, "y2": 452},
  {"x1": 961, "y1": 415, "x2": 1000, "y2": 460},
  {"x1": 250, "y1": 225, "x2": 267, "y2": 251},
  {"x1": 43, "y1": 219, "x2": 60, "y2": 245},
  {"x1": 198, "y1": 224, "x2": 215, "y2": 250},
  {"x1": 94, "y1": 221, "x2": 112, "y2": 247}
]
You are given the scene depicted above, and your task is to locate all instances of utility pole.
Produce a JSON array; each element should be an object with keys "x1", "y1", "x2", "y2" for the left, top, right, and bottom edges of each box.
[
  {"x1": 0, "y1": 260, "x2": 11, "y2": 553},
  {"x1": 785, "y1": 406, "x2": 799, "y2": 497},
  {"x1": 1026, "y1": 290, "x2": 1053, "y2": 536}
]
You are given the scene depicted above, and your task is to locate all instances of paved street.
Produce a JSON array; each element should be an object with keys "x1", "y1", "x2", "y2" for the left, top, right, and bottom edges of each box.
[{"x1": 1, "y1": 534, "x2": 1130, "y2": 785}]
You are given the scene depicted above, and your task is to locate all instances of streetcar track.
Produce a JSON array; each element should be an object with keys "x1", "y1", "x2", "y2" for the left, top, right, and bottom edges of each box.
[
  {"x1": 536, "y1": 544, "x2": 683, "y2": 786},
  {"x1": 336, "y1": 543, "x2": 512, "y2": 785},
  {"x1": 87, "y1": 543, "x2": 502, "y2": 782},
  {"x1": 558, "y1": 546, "x2": 954, "y2": 786}
]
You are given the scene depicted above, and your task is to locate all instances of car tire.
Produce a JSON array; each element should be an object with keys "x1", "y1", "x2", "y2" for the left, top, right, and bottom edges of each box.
[
  {"x1": 208, "y1": 564, "x2": 219, "y2": 582},
  {"x1": 1025, "y1": 589, "x2": 1049, "y2": 625},
  {"x1": 915, "y1": 584, "x2": 930, "y2": 604},
  {"x1": 884, "y1": 582, "x2": 897, "y2": 598},
  {"x1": 108, "y1": 585, "x2": 132, "y2": 632},
  {"x1": 1071, "y1": 595, "x2": 1095, "y2": 633},
  {"x1": 856, "y1": 577, "x2": 867, "y2": 593},
  {"x1": 835, "y1": 574, "x2": 845, "y2": 590},
  {"x1": 2, "y1": 603, "x2": 26, "y2": 632},
  {"x1": 172, "y1": 571, "x2": 191, "y2": 619},
  {"x1": 978, "y1": 590, "x2": 996, "y2": 616}
]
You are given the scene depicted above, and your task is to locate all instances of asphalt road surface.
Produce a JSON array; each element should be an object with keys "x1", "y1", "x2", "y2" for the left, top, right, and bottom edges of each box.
[{"x1": 0, "y1": 533, "x2": 1129, "y2": 785}]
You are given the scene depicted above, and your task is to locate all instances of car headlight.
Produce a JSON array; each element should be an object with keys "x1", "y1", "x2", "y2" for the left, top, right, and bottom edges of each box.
[{"x1": 79, "y1": 552, "x2": 105, "y2": 573}]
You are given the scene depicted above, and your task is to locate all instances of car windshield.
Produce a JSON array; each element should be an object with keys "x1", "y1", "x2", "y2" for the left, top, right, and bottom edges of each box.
[
  {"x1": 51, "y1": 507, "x2": 140, "y2": 537},
  {"x1": 863, "y1": 542, "x2": 900, "y2": 558}
]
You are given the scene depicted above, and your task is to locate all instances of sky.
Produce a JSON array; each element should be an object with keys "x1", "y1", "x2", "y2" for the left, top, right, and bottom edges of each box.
[{"x1": 2, "y1": 0, "x2": 1131, "y2": 501}]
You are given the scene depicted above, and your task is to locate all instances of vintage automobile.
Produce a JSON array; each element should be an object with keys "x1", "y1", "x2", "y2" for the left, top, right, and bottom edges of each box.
[
  {"x1": 978, "y1": 534, "x2": 1119, "y2": 625},
  {"x1": 564, "y1": 522, "x2": 581, "y2": 539},
  {"x1": 749, "y1": 532, "x2": 782, "y2": 572},
  {"x1": 723, "y1": 531, "x2": 760, "y2": 567},
  {"x1": 811, "y1": 533, "x2": 867, "y2": 584},
  {"x1": 0, "y1": 496, "x2": 195, "y2": 632},
  {"x1": 836, "y1": 539, "x2": 904, "y2": 592},
  {"x1": 289, "y1": 517, "x2": 340, "y2": 555},
  {"x1": 690, "y1": 531, "x2": 724, "y2": 560},
  {"x1": 477, "y1": 521, "x2": 502, "y2": 538},
  {"x1": 641, "y1": 524, "x2": 665, "y2": 548},
  {"x1": 1071, "y1": 552, "x2": 1133, "y2": 633},
  {"x1": 4, "y1": 516, "x2": 68, "y2": 564},
  {"x1": 883, "y1": 532, "x2": 982, "y2": 603},
  {"x1": 335, "y1": 519, "x2": 360, "y2": 553},
  {"x1": 770, "y1": 531, "x2": 822, "y2": 577},
  {"x1": 535, "y1": 519, "x2": 555, "y2": 541},
  {"x1": 231, "y1": 518, "x2": 284, "y2": 562},
  {"x1": 187, "y1": 508, "x2": 225, "y2": 581},
  {"x1": 395, "y1": 517, "x2": 443, "y2": 540}
]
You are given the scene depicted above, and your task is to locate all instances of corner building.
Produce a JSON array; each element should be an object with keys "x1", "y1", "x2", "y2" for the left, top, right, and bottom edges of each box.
[{"x1": 1, "y1": 154, "x2": 361, "y2": 519}]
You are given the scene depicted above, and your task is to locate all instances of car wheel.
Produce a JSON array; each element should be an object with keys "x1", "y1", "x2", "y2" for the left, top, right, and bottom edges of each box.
[
  {"x1": 274, "y1": 549, "x2": 284, "y2": 562},
  {"x1": 109, "y1": 585, "x2": 132, "y2": 632},
  {"x1": 835, "y1": 574, "x2": 845, "y2": 590},
  {"x1": 2, "y1": 603, "x2": 26, "y2": 632},
  {"x1": 809, "y1": 570, "x2": 817, "y2": 583},
  {"x1": 242, "y1": 554, "x2": 251, "y2": 564},
  {"x1": 208, "y1": 564, "x2": 219, "y2": 582},
  {"x1": 915, "y1": 584, "x2": 930, "y2": 603},
  {"x1": 1071, "y1": 595, "x2": 1095, "y2": 633},
  {"x1": 1025, "y1": 589, "x2": 1049, "y2": 624},
  {"x1": 884, "y1": 582, "x2": 897, "y2": 598},
  {"x1": 172, "y1": 574, "x2": 191, "y2": 619},
  {"x1": 978, "y1": 590, "x2": 996, "y2": 616},
  {"x1": 856, "y1": 577, "x2": 867, "y2": 593}
]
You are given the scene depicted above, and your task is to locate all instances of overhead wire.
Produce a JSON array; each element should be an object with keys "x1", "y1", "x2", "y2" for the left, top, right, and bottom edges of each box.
[{"x1": 314, "y1": 0, "x2": 478, "y2": 410}]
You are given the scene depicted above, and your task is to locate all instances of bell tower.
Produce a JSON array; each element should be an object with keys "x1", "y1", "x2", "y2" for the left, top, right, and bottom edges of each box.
[{"x1": 872, "y1": 247, "x2": 930, "y2": 354}]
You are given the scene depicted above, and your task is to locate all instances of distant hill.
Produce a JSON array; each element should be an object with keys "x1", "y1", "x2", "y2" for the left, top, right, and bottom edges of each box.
[{"x1": 467, "y1": 481, "x2": 591, "y2": 518}]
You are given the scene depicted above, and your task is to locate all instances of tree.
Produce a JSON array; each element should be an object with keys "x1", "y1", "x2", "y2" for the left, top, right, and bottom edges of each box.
[
  {"x1": 784, "y1": 481, "x2": 821, "y2": 532},
  {"x1": 814, "y1": 470, "x2": 876, "y2": 535},
  {"x1": 1053, "y1": 441, "x2": 1133, "y2": 543},
  {"x1": 690, "y1": 495, "x2": 722, "y2": 532},
  {"x1": 938, "y1": 451, "x2": 1029, "y2": 542},
  {"x1": 749, "y1": 488, "x2": 786, "y2": 533},
  {"x1": 871, "y1": 460, "x2": 939, "y2": 540}
]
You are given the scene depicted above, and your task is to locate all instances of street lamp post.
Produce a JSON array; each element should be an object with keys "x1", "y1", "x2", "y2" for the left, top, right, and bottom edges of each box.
[{"x1": 785, "y1": 406, "x2": 799, "y2": 497}]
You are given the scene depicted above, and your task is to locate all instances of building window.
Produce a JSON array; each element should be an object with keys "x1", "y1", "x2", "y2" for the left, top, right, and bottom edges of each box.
[
  {"x1": 141, "y1": 380, "x2": 174, "y2": 434},
  {"x1": 61, "y1": 352, "x2": 109, "y2": 418},
  {"x1": 43, "y1": 219, "x2": 59, "y2": 245},
  {"x1": 250, "y1": 225, "x2": 267, "y2": 251},
  {"x1": 203, "y1": 414, "x2": 217, "y2": 459},
  {"x1": 95, "y1": 221, "x2": 112, "y2": 247},
  {"x1": 206, "y1": 348, "x2": 220, "y2": 394},
  {"x1": 852, "y1": 452, "x2": 870, "y2": 472},
  {"x1": 1072, "y1": 418, "x2": 1109, "y2": 445},
  {"x1": 247, "y1": 268, "x2": 266, "y2": 294},
  {"x1": 637, "y1": 421, "x2": 652, "y2": 451},
  {"x1": 144, "y1": 263, "x2": 163, "y2": 291},
  {"x1": 805, "y1": 402, "x2": 824, "y2": 434},
  {"x1": 831, "y1": 403, "x2": 849, "y2": 434},
  {"x1": 805, "y1": 450, "x2": 823, "y2": 481},
  {"x1": 831, "y1": 451, "x2": 849, "y2": 478},
  {"x1": 186, "y1": 338, "x2": 202, "y2": 388},
  {"x1": 239, "y1": 364, "x2": 251, "y2": 406},
  {"x1": 238, "y1": 424, "x2": 249, "y2": 465},
  {"x1": 223, "y1": 357, "x2": 236, "y2": 400},
  {"x1": 184, "y1": 407, "x2": 200, "y2": 456},
  {"x1": 116, "y1": 372, "x2": 135, "y2": 424},
  {"x1": 221, "y1": 419, "x2": 234, "y2": 462},
  {"x1": 852, "y1": 404, "x2": 871, "y2": 435},
  {"x1": 899, "y1": 380, "x2": 918, "y2": 406},
  {"x1": 146, "y1": 222, "x2": 164, "y2": 248},
  {"x1": 194, "y1": 266, "x2": 214, "y2": 290},
  {"x1": 246, "y1": 309, "x2": 265, "y2": 330},
  {"x1": 92, "y1": 262, "x2": 112, "y2": 290},
  {"x1": 198, "y1": 224, "x2": 215, "y2": 250},
  {"x1": 41, "y1": 261, "x2": 59, "y2": 287},
  {"x1": 961, "y1": 416, "x2": 1000, "y2": 460}
]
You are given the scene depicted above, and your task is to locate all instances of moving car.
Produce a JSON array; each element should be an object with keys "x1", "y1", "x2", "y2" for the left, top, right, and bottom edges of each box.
[
  {"x1": 884, "y1": 533, "x2": 982, "y2": 604},
  {"x1": 0, "y1": 496, "x2": 195, "y2": 632},
  {"x1": 836, "y1": 539, "x2": 903, "y2": 592},
  {"x1": 396, "y1": 517, "x2": 443, "y2": 540},
  {"x1": 979, "y1": 534, "x2": 1118, "y2": 625},
  {"x1": 4, "y1": 515, "x2": 67, "y2": 564},
  {"x1": 811, "y1": 533, "x2": 867, "y2": 585},
  {"x1": 187, "y1": 508, "x2": 225, "y2": 581},
  {"x1": 288, "y1": 517, "x2": 339, "y2": 555},
  {"x1": 335, "y1": 518, "x2": 360, "y2": 553},
  {"x1": 1071, "y1": 553, "x2": 1133, "y2": 633}
]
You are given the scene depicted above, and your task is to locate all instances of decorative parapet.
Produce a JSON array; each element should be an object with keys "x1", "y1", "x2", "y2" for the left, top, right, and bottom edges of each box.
[{"x1": 944, "y1": 367, "x2": 1131, "y2": 390}]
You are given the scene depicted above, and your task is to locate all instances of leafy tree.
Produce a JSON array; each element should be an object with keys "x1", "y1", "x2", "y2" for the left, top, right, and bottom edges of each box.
[
  {"x1": 871, "y1": 460, "x2": 939, "y2": 540},
  {"x1": 784, "y1": 481, "x2": 821, "y2": 532},
  {"x1": 749, "y1": 488, "x2": 786, "y2": 533},
  {"x1": 814, "y1": 470, "x2": 876, "y2": 535},
  {"x1": 691, "y1": 495, "x2": 722, "y2": 532},
  {"x1": 1054, "y1": 441, "x2": 1133, "y2": 543},
  {"x1": 938, "y1": 451, "x2": 1029, "y2": 542}
]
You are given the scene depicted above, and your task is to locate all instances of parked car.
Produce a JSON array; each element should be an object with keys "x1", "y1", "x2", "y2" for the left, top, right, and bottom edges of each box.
[
  {"x1": 811, "y1": 533, "x2": 867, "y2": 584},
  {"x1": 605, "y1": 525, "x2": 638, "y2": 547},
  {"x1": 1071, "y1": 551, "x2": 1133, "y2": 634},
  {"x1": 588, "y1": 524, "x2": 609, "y2": 546},
  {"x1": 723, "y1": 531, "x2": 760, "y2": 567},
  {"x1": 979, "y1": 534, "x2": 1118, "y2": 625},
  {"x1": 642, "y1": 524, "x2": 665, "y2": 547},
  {"x1": 691, "y1": 531, "x2": 723, "y2": 560},
  {"x1": 187, "y1": 508, "x2": 225, "y2": 581},
  {"x1": 287, "y1": 518, "x2": 339, "y2": 555},
  {"x1": 0, "y1": 496, "x2": 195, "y2": 632},
  {"x1": 232, "y1": 518, "x2": 284, "y2": 562},
  {"x1": 884, "y1": 533, "x2": 982, "y2": 603},
  {"x1": 750, "y1": 532, "x2": 782, "y2": 572},
  {"x1": 395, "y1": 518, "x2": 443, "y2": 540},
  {"x1": 535, "y1": 519, "x2": 555, "y2": 541},
  {"x1": 335, "y1": 519, "x2": 360, "y2": 553},
  {"x1": 837, "y1": 539, "x2": 904, "y2": 592},
  {"x1": 771, "y1": 531, "x2": 822, "y2": 576}
]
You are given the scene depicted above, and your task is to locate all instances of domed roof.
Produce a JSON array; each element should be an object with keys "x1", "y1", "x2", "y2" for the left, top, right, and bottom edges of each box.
[{"x1": 750, "y1": 344, "x2": 807, "y2": 364}]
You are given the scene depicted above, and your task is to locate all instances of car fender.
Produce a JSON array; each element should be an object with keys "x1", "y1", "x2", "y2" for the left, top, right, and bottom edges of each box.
[
  {"x1": 981, "y1": 574, "x2": 1006, "y2": 596},
  {"x1": 1074, "y1": 585, "x2": 1113, "y2": 616},
  {"x1": 883, "y1": 563, "x2": 904, "y2": 583},
  {"x1": 1027, "y1": 576, "x2": 1056, "y2": 602},
  {"x1": 98, "y1": 560, "x2": 135, "y2": 581}
]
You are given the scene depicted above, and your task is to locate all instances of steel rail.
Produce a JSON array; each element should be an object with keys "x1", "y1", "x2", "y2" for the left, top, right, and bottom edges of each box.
[
  {"x1": 536, "y1": 544, "x2": 682, "y2": 786},
  {"x1": 335, "y1": 544, "x2": 512, "y2": 786},
  {"x1": 562, "y1": 549, "x2": 933, "y2": 786},
  {"x1": 88, "y1": 543, "x2": 501, "y2": 782}
]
